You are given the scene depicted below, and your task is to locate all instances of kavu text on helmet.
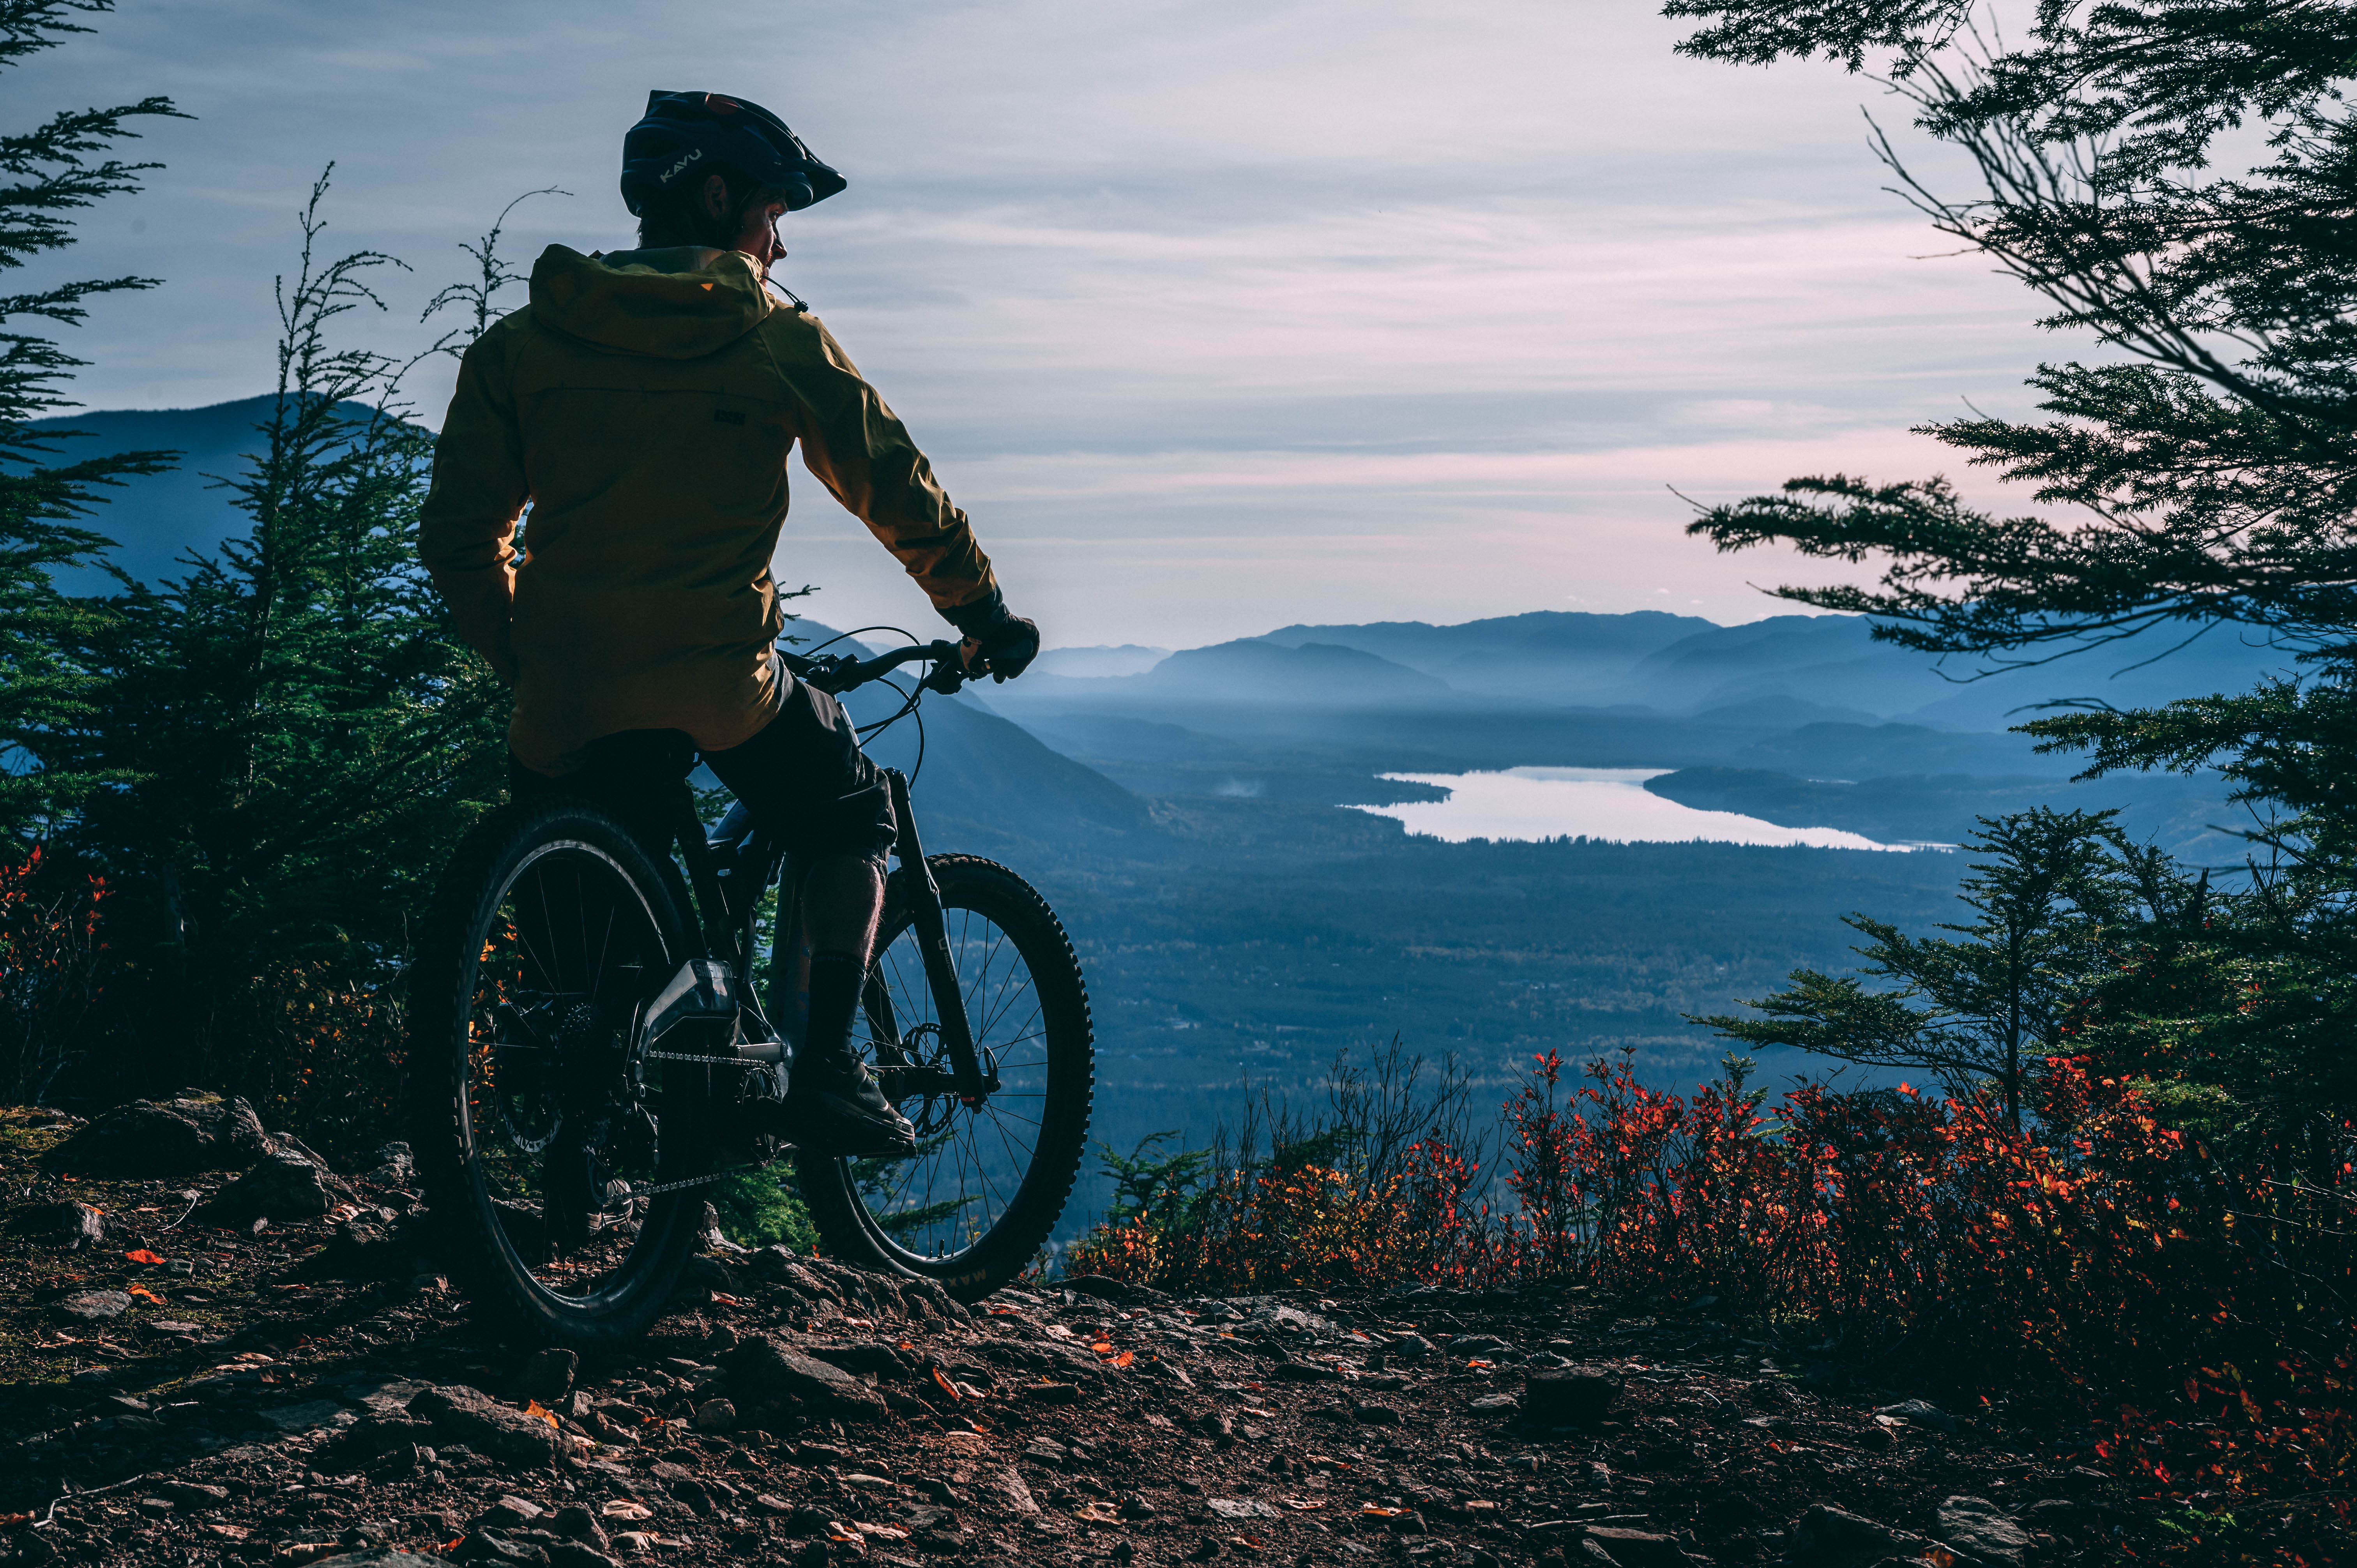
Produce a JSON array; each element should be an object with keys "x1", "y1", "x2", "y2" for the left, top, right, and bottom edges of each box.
[{"x1": 618, "y1": 90, "x2": 846, "y2": 217}]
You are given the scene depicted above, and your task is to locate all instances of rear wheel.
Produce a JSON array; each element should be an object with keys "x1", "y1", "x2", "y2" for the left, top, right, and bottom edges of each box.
[
  {"x1": 408, "y1": 798, "x2": 720, "y2": 1348},
  {"x1": 799, "y1": 855, "x2": 1094, "y2": 1300}
]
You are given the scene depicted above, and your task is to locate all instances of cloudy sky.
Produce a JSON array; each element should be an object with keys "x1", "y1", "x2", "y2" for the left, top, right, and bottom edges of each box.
[{"x1": 16, "y1": 0, "x2": 2067, "y2": 648}]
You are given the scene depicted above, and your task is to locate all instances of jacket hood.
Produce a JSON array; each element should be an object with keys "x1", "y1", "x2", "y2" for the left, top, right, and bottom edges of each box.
[{"x1": 527, "y1": 244, "x2": 770, "y2": 360}]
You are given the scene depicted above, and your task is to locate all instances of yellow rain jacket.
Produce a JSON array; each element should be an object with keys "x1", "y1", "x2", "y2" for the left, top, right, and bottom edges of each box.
[{"x1": 418, "y1": 244, "x2": 997, "y2": 776}]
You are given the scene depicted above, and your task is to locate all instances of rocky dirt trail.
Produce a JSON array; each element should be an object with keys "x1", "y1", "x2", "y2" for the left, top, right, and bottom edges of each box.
[{"x1": 3, "y1": 1100, "x2": 2148, "y2": 1568}]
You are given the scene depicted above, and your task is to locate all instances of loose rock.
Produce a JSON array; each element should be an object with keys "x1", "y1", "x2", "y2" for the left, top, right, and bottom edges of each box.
[
  {"x1": 202, "y1": 1148, "x2": 352, "y2": 1223},
  {"x1": 719, "y1": 1333, "x2": 890, "y2": 1421},
  {"x1": 519, "y1": 1347, "x2": 578, "y2": 1404},
  {"x1": 7, "y1": 1199, "x2": 105, "y2": 1249},
  {"x1": 1786, "y1": 1503, "x2": 1925, "y2": 1568},
  {"x1": 406, "y1": 1384, "x2": 566, "y2": 1468},
  {"x1": 1875, "y1": 1397, "x2": 1961, "y2": 1433},
  {"x1": 1523, "y1": 1365, "x2": 1619, "y2": 1427},
  {"x1": 1935, "y1": 1496, "x2": 2035, "y2": 1567},
  {"x1": 50, "y1": 1288, "x2": 131, "y2": 1324}
]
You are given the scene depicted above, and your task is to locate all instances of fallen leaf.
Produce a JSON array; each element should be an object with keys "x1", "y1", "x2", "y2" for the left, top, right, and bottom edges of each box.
[
  {"x1": 1466, "y1": 1358, "x2": 1492, "y2": 1369},
  {"x1": 1111, "y1": 1351, "x2": 1134, "y2": 1368},
  {"x1": 709, "y1": 1292, "x2": 743, "y2": 1306},
  {"x1": 125, "y1": 1286, "x2": 166, "y2": 1305},
  {"x1": 1240, "y1": 1406, "x2": 1276, "y2": 1418},
  {"x1": 1279, "y1": 1498, "x2": 1325, "y2": 1511},
  {"x1": 601, "y1": 1501, "x2": 654, "y2": 1520},
  {"x1": 933, "y1": 1368, "x2": 963, "y2": 1400},
  {"x1": 853, "y1": 1524, "x2": 909, "y2": 1539},
  {"x1": 124, "y1": 1249, "x2": 164, "y2": 1265},
  {"x1": 1360, "y1": 1506, "x2": 1404, "y2": 1517},
  {"x1": 0, "y1": 1514, "x2": 28, "y2": 1528},
  {"x1": 1073, "y1": 1501, "x2": 1122, "y2": 1525},
  {"x1": 1091, "y1": 1341, "x2": 1115, "y2": 1354},
  {"x1": 524, "y1": 1399, "x2": 559, "y2": 1428}
]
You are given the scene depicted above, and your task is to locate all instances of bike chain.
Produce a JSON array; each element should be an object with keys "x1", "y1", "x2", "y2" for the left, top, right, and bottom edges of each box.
[
  {"x1": 617, "y1": 1157, "x2": 777, "y2": 1199},
  {"x1": 617, "y1": 1042, "x2": 786, "y2": 1197}
]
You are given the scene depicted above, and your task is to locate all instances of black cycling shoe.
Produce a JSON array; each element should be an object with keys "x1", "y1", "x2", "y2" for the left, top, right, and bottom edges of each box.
[{"x1": 782, "y1": 1049, "x2": 917, "y2": 1159}]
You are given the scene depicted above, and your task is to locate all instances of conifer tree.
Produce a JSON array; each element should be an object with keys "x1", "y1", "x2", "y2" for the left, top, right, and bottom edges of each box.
[
  {"x1": 46, "y1": 173, "x2": 513, "y2": 1115},
  {"x1": 1666, "y1": 0, "x2": 2357, "y2": 1134},
  {"x1": 1699, "y1": 809, "x2": 2150, "y2": 1128},
  {"x1": 0, "y1": 0, "x2": 180, "y2": 849}
]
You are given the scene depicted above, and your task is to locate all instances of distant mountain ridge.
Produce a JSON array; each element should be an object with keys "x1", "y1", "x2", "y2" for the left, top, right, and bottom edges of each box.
[
  {"x1": 30, "y1": 396, "x2": 399, "y2": 590},
  {"x1": 1007, "y1": 638, "x2": 1452, "y2": 710},
  {"x1": 1252, "y1": 607, "x2": 2300, "y2": 728}
]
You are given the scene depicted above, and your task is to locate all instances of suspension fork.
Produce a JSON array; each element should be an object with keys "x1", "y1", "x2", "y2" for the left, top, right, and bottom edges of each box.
[{"x1": 884, "y1": 768, "x2": 994, "y2": 1104}]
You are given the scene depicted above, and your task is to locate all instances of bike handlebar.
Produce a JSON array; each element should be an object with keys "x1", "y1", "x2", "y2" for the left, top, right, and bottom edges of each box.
[{"x1": 780, "y1": 638, "x2": 968, "y2": 696}]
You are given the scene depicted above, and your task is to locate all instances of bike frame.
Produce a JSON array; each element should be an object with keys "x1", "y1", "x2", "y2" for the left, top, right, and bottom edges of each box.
[{"x1": 657, "y1": 639, "x2": 999, "y2": 1118}]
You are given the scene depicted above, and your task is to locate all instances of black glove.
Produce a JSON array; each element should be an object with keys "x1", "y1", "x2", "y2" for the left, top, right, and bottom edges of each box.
[{"x1": 941, "y1": 588, "x2": 1041, "y2": 682}]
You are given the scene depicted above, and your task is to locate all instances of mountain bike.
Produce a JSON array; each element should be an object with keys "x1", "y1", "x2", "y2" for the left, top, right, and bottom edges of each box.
[{"x1": 406, "y1": 639, "x2": 1094, "y2": 1347}]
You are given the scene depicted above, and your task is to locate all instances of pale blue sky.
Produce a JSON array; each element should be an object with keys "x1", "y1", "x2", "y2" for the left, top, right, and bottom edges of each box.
[{"x1": 18, "y1": 0, "x2": 2062, "y2": 646}]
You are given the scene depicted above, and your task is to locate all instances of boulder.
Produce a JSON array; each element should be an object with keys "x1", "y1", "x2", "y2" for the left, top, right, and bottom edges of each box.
[
  {"x1": 406, "y1": 1384, "x2": 566, "y2": 1468},
  {"x1": 7, "y1": 1199, "x2": 106, "y2": 1250},
  {"x1": 1524, "y1": 1365, "x2": 1620, "y2": 1427},
  {"x1": 1935, "y1": 1497, "x2": 2035, "y2": 1567},
  {"x1": 201, "y1": 1149, "x2": 352, "y2": 1223},
  {"x1": 719, "y1": 1334, "x2": 890, "y2": 1421},
  {"x1": 1786, "y1": 1504, "x2": 1925, "y2": 1568},
  {"x1": 41, "y1": 1095, "x2": 274, "y2": 1177},
  {"x1": 44, "y1": 1101, "x2": 209, "y2": 1176}
]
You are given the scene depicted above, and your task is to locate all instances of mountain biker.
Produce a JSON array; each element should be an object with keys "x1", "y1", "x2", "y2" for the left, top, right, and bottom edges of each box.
[{"x1": 418, "y1": 90, "x2": 1040, "y2": 1160}]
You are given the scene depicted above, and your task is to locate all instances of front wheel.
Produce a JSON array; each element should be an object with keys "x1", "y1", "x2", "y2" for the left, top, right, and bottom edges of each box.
[{"x1": 799, "y1": 855, "x2": 1094, "y2": 1300}]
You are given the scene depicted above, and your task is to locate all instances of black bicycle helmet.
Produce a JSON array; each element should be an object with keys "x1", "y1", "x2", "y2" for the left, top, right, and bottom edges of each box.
[{"x1": 619, "y1": 90, "x2": 846, "y2": 217}]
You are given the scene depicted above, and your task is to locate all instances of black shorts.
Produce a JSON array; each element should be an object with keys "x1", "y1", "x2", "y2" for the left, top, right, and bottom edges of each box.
[{"x1": 509, "y1": 678, "x2": 897, "y2": 862}]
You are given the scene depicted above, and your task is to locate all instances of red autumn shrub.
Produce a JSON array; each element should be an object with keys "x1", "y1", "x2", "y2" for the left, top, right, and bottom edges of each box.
[
  {"x1": 0, "y1": 848, "x2": 111, "y2": 1102},
  {"x1": 1068, "y1": 1041, "x2": 2354, "y2": 1534}
]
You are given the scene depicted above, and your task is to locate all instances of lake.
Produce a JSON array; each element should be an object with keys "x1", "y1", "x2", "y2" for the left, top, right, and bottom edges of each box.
[{"x1": 1346, "y1": 767, "x2": 1925, "y2": 851}]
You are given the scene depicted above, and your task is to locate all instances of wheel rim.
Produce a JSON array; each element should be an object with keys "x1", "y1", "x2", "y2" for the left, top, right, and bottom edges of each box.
[
  {"x1": 458, "y1": 837, "x2": 698, "y2": 1310},
  {"x1": 844, "y1": 902, "x2": 1054, "y2": 1266}
]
